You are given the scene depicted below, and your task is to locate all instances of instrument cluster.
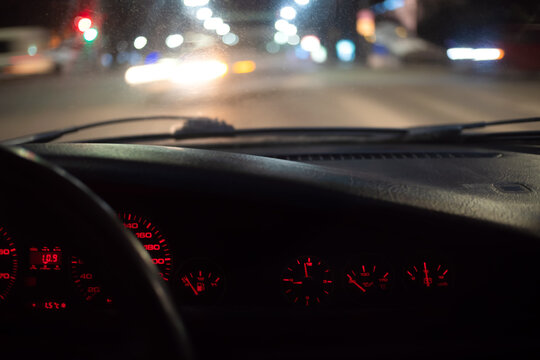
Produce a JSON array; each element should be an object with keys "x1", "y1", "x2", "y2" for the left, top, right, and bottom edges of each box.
[{"x1": 0, "y1": 209, "x2": 454, "y2": 312}]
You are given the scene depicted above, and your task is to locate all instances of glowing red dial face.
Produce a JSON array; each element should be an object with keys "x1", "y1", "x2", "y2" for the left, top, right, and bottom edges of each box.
[
  {"x1": 345, "y1": 263, "x2": 392, "y2": 298},
  {"x1": 71, "y1": 255, "x2": 112, "y2": 303},
  {"x1": 405, "y1": 262, "x2": 450, "y2": 289},
  {"x1": 71, "y1": 212, "x2": 172, "y2": 302},
  {"x1": 177, "y1": 260, "x2": 225, "y2": 305},
  {"x1": 119, "y1": 212, "x2": 172, "y2": 281},
  {"x1": 0, "y1": 227, "x2": 18, "y2": 302},
  {"x1": 282, "y1": 256, "x2": 333, "y2": 307}
]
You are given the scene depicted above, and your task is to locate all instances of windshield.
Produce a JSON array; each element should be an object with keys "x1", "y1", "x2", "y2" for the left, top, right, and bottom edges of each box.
[{"x1": 0, "y1": 0, "x2": 539, "y2": 141}]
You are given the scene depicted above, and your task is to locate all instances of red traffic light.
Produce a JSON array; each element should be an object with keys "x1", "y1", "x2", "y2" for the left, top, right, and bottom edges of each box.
[{"x1": 76, "y1": 17, "x2": 92, "y2": 33}]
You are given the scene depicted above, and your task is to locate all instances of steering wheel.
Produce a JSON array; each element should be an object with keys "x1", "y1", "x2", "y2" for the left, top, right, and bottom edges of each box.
[{"x1": 0, "y1": 146, "x2": 192, "y2": 360}]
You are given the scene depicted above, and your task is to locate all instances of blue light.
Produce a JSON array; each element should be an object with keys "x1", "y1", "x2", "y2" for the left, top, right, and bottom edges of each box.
[
  {"x1": 295, "y1": 46, "x2": 310, "y2": 60},
  {"x1": 129, "y1": 52, "x2": 142, "y2": 65},
  {"x1": 100, "y1": 53, "x2": 113, "y2": 67},
  {"x1": 373, "y1": 3, "x2": 386, "y2": 14},
  {"x1": 386, "y1": 0, "x2": 404, "y2": 11},
  {"x1": 145, "y1": 51, "x2": 161, "y2": 64},
  {"x1": 336, "y1": 39, "x2": 355, "y2": 62},
  {"x1": 373, "y1": 0, "x2": 404, "y2": 14},
  {"x1": 372, "y1": 43, "x2": 390, "y2": 55}
]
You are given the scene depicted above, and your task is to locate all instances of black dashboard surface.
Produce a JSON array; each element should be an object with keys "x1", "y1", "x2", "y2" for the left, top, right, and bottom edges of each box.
[
  {"x1": 27, "y1": 142, "x2": 540, "y2": 232},
  {"x1": 6, "y1": 142, "x2": 540, "y2": 359}
]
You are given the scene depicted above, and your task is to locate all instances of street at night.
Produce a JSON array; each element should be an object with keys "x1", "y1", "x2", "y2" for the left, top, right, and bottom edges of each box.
[
  {"x1": 1, "y1": 0, "x2": 539, "y2": 141},
  {"x1": 1, "y1": 62, "x2": 539, "y2": 141},
  {"x1": 2, "y1": 1, "x2": 540, "y2": 360}
]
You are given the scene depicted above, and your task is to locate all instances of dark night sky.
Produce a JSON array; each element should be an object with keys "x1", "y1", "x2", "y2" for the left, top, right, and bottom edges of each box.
[
  {"x1": 418, "y1": 0, "x2": 539, "y2": 45},
  {"x1": 0, "y1": 0, "x2": 538, "y2": 46}
]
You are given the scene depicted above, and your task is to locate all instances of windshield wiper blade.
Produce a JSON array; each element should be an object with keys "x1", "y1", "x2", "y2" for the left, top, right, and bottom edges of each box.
[
  {"x1": 76, "y1": 126, "x2": 408, "y2": 144},
  {"x1": 402, "y1": 117, "x2": 540, "y2": 142},
  {"x1": 81, "y1": 117, "x2": 539, "y2": 144},
  {"x1": 2, "y1": 115, "x2": 229, "y2": 145}
]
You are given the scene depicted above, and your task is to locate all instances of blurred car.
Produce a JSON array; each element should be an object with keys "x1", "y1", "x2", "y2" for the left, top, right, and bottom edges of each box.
[
  {"x1": 447, "y1": 24, "x2": 540, "y2": 72},
  {"x1": 371, "y1": 21, "x2": 447, "y2": 66},
  {"x1": 0, "y1": 27, "x2": 57, "y2": 76}
]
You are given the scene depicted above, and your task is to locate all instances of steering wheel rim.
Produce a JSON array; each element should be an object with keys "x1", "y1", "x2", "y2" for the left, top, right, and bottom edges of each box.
[{"x1": 0, "y1": 146, "x2": 192, "y2": 360}]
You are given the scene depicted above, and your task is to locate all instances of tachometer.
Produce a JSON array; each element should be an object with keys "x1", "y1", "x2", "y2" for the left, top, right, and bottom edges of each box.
[{"x1": 0, "y1": 226, "x2": 18, "y2": 302}]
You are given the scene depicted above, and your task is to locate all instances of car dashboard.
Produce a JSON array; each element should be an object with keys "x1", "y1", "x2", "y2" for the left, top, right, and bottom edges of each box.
[{"x1": 1, "y1": 142, "x2": 540, "y2": 360}]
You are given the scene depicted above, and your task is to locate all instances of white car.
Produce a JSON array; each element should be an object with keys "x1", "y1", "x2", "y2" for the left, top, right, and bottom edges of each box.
[{"x1": 0, "y1": 27, "x2": 57, "y2": 77}]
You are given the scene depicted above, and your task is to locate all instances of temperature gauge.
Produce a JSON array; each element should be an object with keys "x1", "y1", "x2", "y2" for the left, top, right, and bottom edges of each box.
[
  {"x1": 177, "y1": 260, "x2": 225, "y2": 305},
  {"x1": 344, "y1": 263, "x2": 391, "y2": 299},
  {"x1": 29, "y1": 300, "x2": 68, "y2": 311},
  {"x1": 405, "y1": 262, "x2": 450, "y2": 289}
]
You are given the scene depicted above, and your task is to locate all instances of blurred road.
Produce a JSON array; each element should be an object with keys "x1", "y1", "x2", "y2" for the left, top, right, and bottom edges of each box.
[{"x1": 1, "y1": 64, "x2": 539, "y2": 141}]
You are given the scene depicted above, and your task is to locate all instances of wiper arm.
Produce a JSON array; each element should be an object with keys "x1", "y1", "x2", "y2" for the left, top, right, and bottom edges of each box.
[
  {"x1": 5, "y1": 115, "x2": 537, "y2": 146},
  {"x1": 2, "y1": 115, "x2": 230, "y2": 145},
  {"x1": 402, "y1": 117, "x2": 540, "y2": 142}
]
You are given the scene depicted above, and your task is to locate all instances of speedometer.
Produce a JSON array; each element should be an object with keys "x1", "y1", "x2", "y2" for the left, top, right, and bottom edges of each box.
[
  {"x1": 71, "y1": 212, "x2": 172, "y2": 302},
  {"x1": 0, "y1": 226, "x2": 18, "y2": 302},
  {"x1": 119, "y1": 212, "x2": 172, "y2": 281}
]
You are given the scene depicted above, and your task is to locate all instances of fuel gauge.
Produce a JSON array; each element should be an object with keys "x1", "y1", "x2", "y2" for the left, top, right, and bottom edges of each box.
[{"x1": 176, "y1": 260, "x2": 225, "y2": 305}]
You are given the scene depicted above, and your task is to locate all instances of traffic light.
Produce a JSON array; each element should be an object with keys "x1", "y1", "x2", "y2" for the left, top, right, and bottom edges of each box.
[
  {"x1": 83, "y1": 28, "x2": 98, "y2": 42},
  {"x1": 73, "y1": 15, "x2": 98, "y2": 42},
  {"x1": 75, "y1": 17, "x2": 92, "y2": 33}
]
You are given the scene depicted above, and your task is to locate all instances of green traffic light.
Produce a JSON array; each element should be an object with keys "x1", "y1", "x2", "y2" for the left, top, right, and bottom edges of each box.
[{"x1": 83, "y1": 28, "x2": 98, "y2": 42}]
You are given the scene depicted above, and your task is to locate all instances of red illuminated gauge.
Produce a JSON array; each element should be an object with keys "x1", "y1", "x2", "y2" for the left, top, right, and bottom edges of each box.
[
  {"x1": 345, "y1": 263, "x2": 391, "y2": 298},
  {"x1": 29, "y1": 246, "x2": 62, "y2": 271},
  {"x1": 177, "y1": 260, "x2": 225, "y2": 305},
  {"x1": 119, "y1": 212, "x2": 172, "y2": 281},
  {"x1": 71, "y1": 256, "x2": 112, "y2": 303},
  {"x1": 0, "y1": 226, "x2": 18, "y2": 302},
  {"x1": 282, "y1": 256, "x2": 333, "y2": 307},
  {"x1": 405, "y1": 262, "x2": 450, "y2": 289},
  {"x1": 72, "y1": 212, "x2": 172, "y2": 302}
]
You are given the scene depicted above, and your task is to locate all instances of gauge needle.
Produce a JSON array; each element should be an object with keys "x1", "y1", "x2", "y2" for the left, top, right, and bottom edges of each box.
[
  {"x1": 304, "y1": 262, "x2": 309, "y2": 278},
  {"x1": 423, "y1": 262, "x2": 430, "y2": 287},
  {"x1": 347, "y1": 274, "x2": 366, "y2": 293},
  {"x1": 183, "y1": 276, "x2": 199, "y2": 296}
]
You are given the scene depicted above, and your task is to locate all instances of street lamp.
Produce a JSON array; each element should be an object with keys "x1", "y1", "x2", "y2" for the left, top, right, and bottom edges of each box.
[{"x1": 280, "y1": 7, "x2": 297, "y2": 20}]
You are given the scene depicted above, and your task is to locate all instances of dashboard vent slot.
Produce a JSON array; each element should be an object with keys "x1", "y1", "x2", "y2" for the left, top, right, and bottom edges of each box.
[{"x1": 273, "y1": 152, "x2": 502, "y2": 162}]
